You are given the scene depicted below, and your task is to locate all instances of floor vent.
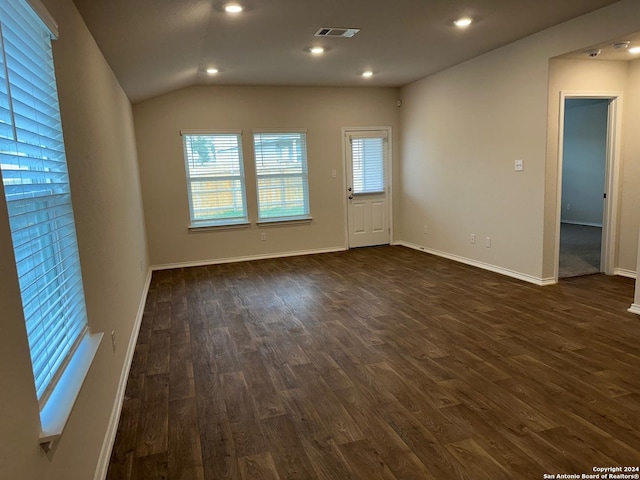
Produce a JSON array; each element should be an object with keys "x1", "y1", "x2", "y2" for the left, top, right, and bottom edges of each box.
[{"x1": 314, "y1": 27, "x2": 360, "y2": 38}]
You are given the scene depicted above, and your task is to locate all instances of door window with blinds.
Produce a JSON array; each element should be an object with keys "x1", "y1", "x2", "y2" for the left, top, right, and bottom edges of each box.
[
  {"x1": 0, "y1": 0, "x2": 89, "y2": 404},
  {"x1": 351, "y1": 134, "x2": 387, "y2": 195},
  {"x1": 253, "y1": 131, "x2": 310, "y2": 221},
  {"x1": 181, "y1": 131, "x2": 247, "y2": 227}
]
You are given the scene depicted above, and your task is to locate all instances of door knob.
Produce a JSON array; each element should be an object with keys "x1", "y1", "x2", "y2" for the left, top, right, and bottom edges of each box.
[{"x1": 348, "y1": 194, "x2": 353, "y2": 200}]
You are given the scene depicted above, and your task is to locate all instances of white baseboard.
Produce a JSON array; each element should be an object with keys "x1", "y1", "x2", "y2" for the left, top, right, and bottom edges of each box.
[
  {"x1": 94, "y1": 268, "x2": 153, "y2": 480},
  {"x1": 394, "y1": 241, "x2": 554, "y2": 286},
  {"x1": 614, "y1": 268, "x2": 637, "y2": 279},
  {"x1": 560, "y1": 220, "x2": 603, "y2": 227},
  {"x1": 628, "y1": 303, "x2": 640, "y2": 316},
  {"x1": 152, "y1": 246, "x2": 347, "y2": 271}
]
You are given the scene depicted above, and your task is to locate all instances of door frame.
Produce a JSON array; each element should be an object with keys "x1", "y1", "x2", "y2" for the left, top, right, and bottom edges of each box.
[
  {"x1": 342, "y1": 126, "x2": 393, "y2": 249},
  {"x1": 554, "y1": 91, "x2": 623, "y2": 281}
]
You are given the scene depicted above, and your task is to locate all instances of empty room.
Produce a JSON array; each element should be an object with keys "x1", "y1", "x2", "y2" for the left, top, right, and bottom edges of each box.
[{"x1": 1, "y1": 0, "x2": 640, "y2": 479}]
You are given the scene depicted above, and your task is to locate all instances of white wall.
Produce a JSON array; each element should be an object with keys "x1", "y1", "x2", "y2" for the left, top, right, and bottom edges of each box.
[
  {"x1": 0, "y1": 0, "x2": 149, "y2": 478},
  {"x1": 133, "y1": 86, "x2": 400, "y2": 267},
  {"x1": 400, "y1": 0, "x2": 640, "y2": 283},
  {"x1": 561, "y1": 99, "x2": 608, "y2": 226}
]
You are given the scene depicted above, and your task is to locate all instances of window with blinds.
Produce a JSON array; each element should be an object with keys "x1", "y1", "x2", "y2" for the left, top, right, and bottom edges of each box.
[
  {"x1": 182, "y1": 132, "x2": 247, "y2": 227},
  {"x1": 253, "y1": 132, "x2": 310, "y2": 221},
  {"x1": 0, "y1": 0, "x2": 89, "y2": 404},
  {"x1": 351, "y1": 136, "x2": 386, "y2": 194}
]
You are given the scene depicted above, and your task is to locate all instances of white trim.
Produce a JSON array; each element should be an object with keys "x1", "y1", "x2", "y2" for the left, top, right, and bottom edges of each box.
[
  {"x1": 93, "y1": 268, "x2": 153, "y2": 480},
  {"x1": 560, "y1": 220, "x2": 603, "y2": 228},
  {"x1": 180, "y1": 129, "x2": 242, "y2": 136},
  {"x1": 39, "y1": 331, "x2": 103, "y2": 449},
  {"x1": 554, "y1": 92, "x2": 623, "y2": 283},
  {"x1": 395, "y1": 240, "x2": 555, "y2": 286},
  {"x1": 27, "y1": 0, "x2": 58, "y2": 38},
  {"x1": 151, "y1": 246, "x2": 347, "y2": 271},
  {"x1": 256, "y1": 216, "x2": 312, "y2": 226},
  {"x1": 188, "y1": 221, "x2": 251, "y2": 231},
  {"x1": 614, "y1": 268, "x2": 637, "y2": 279},
  {"x1": 251, "y1": 128, "x2": 307, "y2": 133},
  {"x1": 628, "y1": 304, "x2": 640, "y2": 316}
]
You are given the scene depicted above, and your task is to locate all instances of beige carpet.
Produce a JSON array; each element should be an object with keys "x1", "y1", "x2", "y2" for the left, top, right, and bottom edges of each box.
[{"x1": 559, "y1": 223, "x2": 602, "y2": 278}]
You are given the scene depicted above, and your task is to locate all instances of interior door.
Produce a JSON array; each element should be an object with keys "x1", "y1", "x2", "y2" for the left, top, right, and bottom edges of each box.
[{"x1": 345, "y1": 130, "x2": 390, "y2": 248}]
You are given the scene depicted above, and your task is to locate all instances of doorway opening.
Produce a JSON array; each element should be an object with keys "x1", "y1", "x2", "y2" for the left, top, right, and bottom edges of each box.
[{"x1": 555, "y1": 93, "x2": 622, "y2": 280}]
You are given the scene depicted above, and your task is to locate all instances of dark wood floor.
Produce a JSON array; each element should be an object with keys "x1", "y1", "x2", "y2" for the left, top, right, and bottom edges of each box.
[{"x1": 107, "y1": 246, "x2": 640, "y2": 480}]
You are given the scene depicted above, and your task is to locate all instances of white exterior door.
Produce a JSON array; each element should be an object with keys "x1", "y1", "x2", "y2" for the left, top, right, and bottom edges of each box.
[{"x1": 345, "y1": 129, "x2": 391, "y2": 248}]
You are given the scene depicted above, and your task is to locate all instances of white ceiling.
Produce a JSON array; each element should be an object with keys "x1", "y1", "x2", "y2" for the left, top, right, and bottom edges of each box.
[{"x1": 71, "y1": 0, "x2": 623, "y2": 103}]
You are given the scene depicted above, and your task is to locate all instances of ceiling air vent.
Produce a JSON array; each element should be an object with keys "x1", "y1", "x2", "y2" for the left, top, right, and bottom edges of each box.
[{"x1": 315, "y1": 27, "x2": 360, "y2": 38}]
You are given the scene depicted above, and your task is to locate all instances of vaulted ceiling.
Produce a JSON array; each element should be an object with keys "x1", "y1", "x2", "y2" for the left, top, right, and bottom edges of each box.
[{"x1": 72, "y1": 0, "x2": 622, "y2": 103}]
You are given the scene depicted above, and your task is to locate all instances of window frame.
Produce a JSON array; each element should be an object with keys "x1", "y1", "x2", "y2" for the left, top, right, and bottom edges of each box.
[
  {"x1": 252, "y1": 130, "x2": 311, "y2": 223},
  {"x1": 0, "y1": 0, "x2": 102, "y2": 448},
  {"x1": 350, "y1": 135, "x2": 387, "y2": 196},
  {"x1": 181, "y1": 129, "x2": 249, "y2": 229}
]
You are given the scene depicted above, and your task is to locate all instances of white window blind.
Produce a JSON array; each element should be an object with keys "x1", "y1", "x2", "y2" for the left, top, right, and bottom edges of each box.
[
  {"x1": 253, "y1": 132, "x2": 309, "y2": 220},
  {"x1": 351, "y1": 136, "x2": 386, "y2": 194},
  {"x1": 0, "y1": 0, "x2": 88, "y2": 403},
  {"x1": 182, "y1": 132, "x2": 247, "y2": 226}
]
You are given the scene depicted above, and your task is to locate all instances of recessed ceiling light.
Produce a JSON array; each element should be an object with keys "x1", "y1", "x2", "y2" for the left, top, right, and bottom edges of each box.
[
  {"x1": 629, "y1": 46, "x2": 640, "y2": 54},
  {"x1": 309, "y1": 47, "x2": 325, "y2": 55},
  {"x1": 362, "y1": 71, "x2": 373, "y2": 78},
  {"x1": 224, "y1": 3, "x2": 243, "y2": 13},
  {"x1": 454, "y1": 17, "x2": 473, "y2": 28},
  {"x1": 206, "y1": 67, "x2": 219, "y2": 75}
]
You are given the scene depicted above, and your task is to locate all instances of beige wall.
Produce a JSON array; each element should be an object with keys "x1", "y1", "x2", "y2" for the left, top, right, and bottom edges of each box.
[
  {"x1": 546, "y1": 58, "x2": 640, "y2": 277},
  {"x1": 400, "y1": 0, "x2": 640, "y2": 283},
  {"x1": 621, "y1": 58, "x2": 640, "y2": 273},
  {"x1": 0, "y1": 0, "x2": 148, "y2": 478},
  {"x1": 134, "y1": 86, "x2": 400, "y2": 266}
]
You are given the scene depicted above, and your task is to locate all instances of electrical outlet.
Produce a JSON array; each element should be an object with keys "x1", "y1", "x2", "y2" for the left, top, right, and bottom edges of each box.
[
  {"x1": 111, "y1": 330, "x2": 116, "y2": 353},
  {"x1": 260, "y1": 232, "x2": 267, "y2": 241},
  {"x1": 515, "y1": 159, "x2": 524, "y2": 171},
  {"x1": 471, "y1": 234, "x2": 475, "y2": 244},
  {"x1": 567, "y1": 203, "x2": 571, "y2": 211},
  {"x1": 485, "y1": 237, "x2": 491, "y2": 248},
  {"x1": 423, "y1": 225, "x2": 428, "y2": 235}
]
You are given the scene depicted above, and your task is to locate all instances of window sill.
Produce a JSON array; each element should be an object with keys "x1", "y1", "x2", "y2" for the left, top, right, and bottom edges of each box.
[
  {"x1": 257, "y1": 216, "x2": 313, "y2": 226},
  {"x1": 39, "y1": 331, "x2": 103, "y2": 451},
  {"x1": 188, "y1": 221, "x2": 251, "y2": 232}
]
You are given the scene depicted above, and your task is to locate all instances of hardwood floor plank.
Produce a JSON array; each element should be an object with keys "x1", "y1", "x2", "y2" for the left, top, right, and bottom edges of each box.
[
  {"x1": 221, "y1": 370, "x2": 269, "y2": 457},
  {"x1": 168, "y1": 397, "x2": 204, "y2": 480},
  {"x1": 131, "y1": 452, "x2": 169, "y2": 480},
  {"x1": 445, "y1": 438, "x2": 511, "y2": 480},
  {"x1": 199, "y1": 417, "x2": 239, "y2": 480},
  {"x1": 135, "y1": 373, "x2": 169, "y2": 457},
  {"x1": 108, "y1": 246, "x2": 640, "y2": 480},
  {"x1": 169, "y1": 341, "x2": 195, "y2": 401},
  {"x1": 238, "y1": 452, "x2": 281, "y2": 480},
  {"x1": 146, "y1": 329, "x2": 171, "y2": 376},
  {"x1": 240, "y1": 351, "x2": 286, "y2": 420},
  {"x1": 106, "y1": 397, "x2": 139, "y2": 480},
  {"x1": 260, "y1": 414, "x2": 315, "y2": 480},
  {"x1": 337, "y1": 439, "x2": 397, "y2": 480}
]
